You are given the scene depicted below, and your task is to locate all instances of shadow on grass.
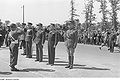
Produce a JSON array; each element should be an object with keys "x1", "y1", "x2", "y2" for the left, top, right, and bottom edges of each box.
[
  {"x1": 42, "y1": 60, "x2": 68, "y2": 63},
  {"x1": 31, "y1": 56, "x2": 59, "y2": 60},
  {"x1": 32, "y1": 54, "x2": 48, "y2": 56},
  {"x1": 43, "y1": 57, "x2": 59, "y2": 60},
  {"x1": 16, "y1": 69, "x2": 29, "y2": 72},
  {"x1": 23, "y1": 68, "x2": 55, "y2": 72},
  {"x1": 0, "y1": 72, "x2": 12, "y2": 75},
  {"x1": 53, "y1": 63, "x2": 86, "y2": 67},
  {"x1": 73, "y1": 67, "x2": 110, "y2": 70}
]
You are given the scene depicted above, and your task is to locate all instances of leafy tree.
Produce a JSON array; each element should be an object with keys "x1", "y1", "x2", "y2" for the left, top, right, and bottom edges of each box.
[
  {"x1": 109, "y1": 0, "x2": 120, "y2": 31},
  {"x1": 97, "y1": 0, "x2": 109, "y2": 31},
  {"x1": 83, "y1": 0, "x2": 96, "y2": 31},
  {"x1": 70, "y1": 0, "x2": 79, "y2": 25}
]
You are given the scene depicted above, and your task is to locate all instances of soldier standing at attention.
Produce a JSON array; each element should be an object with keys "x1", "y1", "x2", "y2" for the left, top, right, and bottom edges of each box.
[
  {"x1": 109, "y1": 29, "x2": 117, "y2": 53},
  {"x1": 19, "y1": 23, "x2": 27, "y2": 55},
  {"x1": 25, "y1": 22, "x2": 34, "y2": 58},
  {"x1": 8, "y1": 23, "x2": 24, "y2": 71},
  {"x1": 34, "y1": 23, "x2": 46, "y2": 62},
  {"x1": 64, "y1": 22, "x2": 78, "y2": 69},
  {"x1": 47, "y1": 24, "x2": 59, "y2": 66}
]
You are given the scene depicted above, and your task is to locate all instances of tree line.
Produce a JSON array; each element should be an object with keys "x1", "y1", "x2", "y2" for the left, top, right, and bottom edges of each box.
[{"x1": 69, "y1": 0, "x2": 120, "y2": 32}]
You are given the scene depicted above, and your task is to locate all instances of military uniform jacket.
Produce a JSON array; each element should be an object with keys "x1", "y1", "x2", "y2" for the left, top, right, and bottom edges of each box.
[
  {"x1": 25, "y1": 28, "x2": 34, "y2": 41},
  {"x1": 19, "y1": 28, "x2": 26, "y2": 41},
  {"x1": 8, "y1": 29, "x2": 24, "y2": 45},
  {"x1": 109, "y1": 33, "x2": 117, "y2": 42},
  {"x1": 48, "y1": 31, "x2": 59, "y2": 46},
  {"x1": 34, "y1": 29, "x2": 45, "y2": 44},
  {"x1": 64, "y1": 29, "x2": 78, "y2": 48}
]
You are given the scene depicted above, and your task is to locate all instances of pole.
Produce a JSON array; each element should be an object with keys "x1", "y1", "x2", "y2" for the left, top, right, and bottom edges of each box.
[{"x1": 22, "y1": 5, "x2": 25, "y2": 23}]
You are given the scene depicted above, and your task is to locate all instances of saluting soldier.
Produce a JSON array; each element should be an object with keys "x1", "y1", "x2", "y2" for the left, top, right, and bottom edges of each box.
[
  {"x1": 8, "y1": 23, "x2": 24, "y2": 71},
  {"x1": 47, "y1": 24, "x2": 59, "y2": 66},
  {"x1": 64, "y1": 21, "x2": 78, "y2": 69},
  {"x1": 25, "y1": 22, "x2": 34, "y2": 58},
  {"x1": 34, "y1": 23, "x2": 46, "y2": 62}
]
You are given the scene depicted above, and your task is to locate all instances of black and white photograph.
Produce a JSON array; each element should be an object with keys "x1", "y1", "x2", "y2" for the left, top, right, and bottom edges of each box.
[{"x1": 0, "y1": 0, "x2": 120, "y2": 79}]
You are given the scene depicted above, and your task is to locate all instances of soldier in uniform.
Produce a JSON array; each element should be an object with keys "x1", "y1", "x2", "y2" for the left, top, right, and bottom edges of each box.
[
  {"x1": 5, "y1": 26, "x2": 11, "y2": 47},
  {"x1": 8, "y1": 23, "x2": 24, "y2": 71},
  {"x1": 34, "y1": 23, "x2": 46, "y2": 62},
  {"x1": 47, "y1": 24, "x2": 59, "y2": 66},
  {"x1": 64, "y1": 22, "x2": 78, "y2": 69},
  {"x1": 0, "y1": 22, "x2": 6, "y2": 47},
  {"x1": 99, "y1": 30, "x2": 110, "y2": 50},
  {"x1": 108, "y1": 29, "x2": 117, "y2": 53},
  {"x1": 25, "y1": 22, "x2": 34, "y2": 58},
  {"x1": 19, "y1": 23, "x2": 26, "y2": 55}
]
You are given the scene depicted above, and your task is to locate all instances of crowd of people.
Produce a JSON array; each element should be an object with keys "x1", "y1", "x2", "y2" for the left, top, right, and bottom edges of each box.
[
  {"x1": 0, "y1": 19, "x2": 120, "y2": 71},
  {"x1": 78, "y1": 28, "x2": 120, "y2": 53}
]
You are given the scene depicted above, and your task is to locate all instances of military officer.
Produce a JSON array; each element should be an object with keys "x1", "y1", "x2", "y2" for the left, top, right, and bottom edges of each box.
[
  {"x1": 34, "y1": 23, "x2": 46, "y2": 62},
  {"x1": 47, "y1": 24, "x2": 59, "y2": 66},
  {"x1": 5, "y1": 25, "x2": 11, "y2": 47},
  {"x1": 109, "y1": 29, "x2": 117, "y2": 53},
  {"x1": 19, "y1": 23, "x2": 26, "y2": 55},
  {"x1": 8, "y1": 23, "x2": 24, "y2": 71},
  {"x1": 25, "y1": 22, "x2": 34, "y2": 58},
  {"x1": 64, "y1": 21, "x2": 78, "y2": 69}
]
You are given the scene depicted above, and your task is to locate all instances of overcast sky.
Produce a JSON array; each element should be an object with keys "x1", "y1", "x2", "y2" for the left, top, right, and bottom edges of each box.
[{"x1": 0, "y1": 0, "x2": 119, "y2": 26}]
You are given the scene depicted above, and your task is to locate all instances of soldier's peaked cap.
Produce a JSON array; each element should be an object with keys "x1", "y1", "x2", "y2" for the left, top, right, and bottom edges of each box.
[
  {"x1": 28, "y1": 22, "x2": 32, "y2": 25},
  {"x1": 51, "y1": 23, "x2": 55, "y2": 27},
  {"x1": 22, "y1": 23, "x2": 26, "y2": 25},
  {"x1": 37, "y1": 23, "x2": 42, "y2": 26},
  {"x1": 10, "y1": 23, "x2": 17, "y2": 28}
]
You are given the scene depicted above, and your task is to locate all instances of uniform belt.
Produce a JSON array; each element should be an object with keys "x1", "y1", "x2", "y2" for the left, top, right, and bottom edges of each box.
[
  {"x1": 26, "y1": 35, "x2": 32, "y2": 36},
  {"x1": 11, "y1": 40, "x2": 19, "y2": 44}
]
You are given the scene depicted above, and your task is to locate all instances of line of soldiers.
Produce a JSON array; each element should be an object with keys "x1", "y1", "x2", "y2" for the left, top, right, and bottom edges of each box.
[
  {"x1": 0, "y1": 20, "x2": 11, "y2": 48},
  {"x1": 7, "y1": 21, "x2": 78, "y2": 71}
]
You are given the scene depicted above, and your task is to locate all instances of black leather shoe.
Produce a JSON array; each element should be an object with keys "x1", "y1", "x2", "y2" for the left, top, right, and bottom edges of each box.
[
  {"x1": 65, "y1": 65, "x2": 70, "y2": 68},
  {"x1": 50, "y1": 64, "x2": 54, "y2": 66},
  {"x1": 46, "y1": 63, "x2": 50, "y2": 65},
  {"x1": 35, "y1": 60, "x2": 39, "y2": 62},
  {"x1": 69, "y1": 66, "x2": 73, "y2": 69},
  {"x1": 21, "y1": 53, "x2": 26, "y2": 55},
  {"x1": 11, "y1": 68, "x2": 19, "y2": 71},
  {"x1": 26, "y1": 56, "x2": 32, "y2": 58},
  {"x1": 39, "y1": 60, "x2": 42, "y2": 62}
]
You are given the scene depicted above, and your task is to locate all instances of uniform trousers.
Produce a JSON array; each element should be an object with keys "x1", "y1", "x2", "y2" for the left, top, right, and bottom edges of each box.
[
  {"x1": 109, "y1": 41, "x2": 114, "y2": 52},
  {"x1": 48, "y1": 41, "x2": 55, "y2": 64},
  {"x1": 5, "y1": 34, "x2": 9, "y2": 47},
  {"x1": 20, "y1": 40, "x2": 26, "y2": 54},
  {"x1": 26, "y1": 41, "x2": 32, "y2": 58},
  {"x1": 9, "y1": 43, "x2": 19, "y2": 68},
  {"x1": 36, "y1": 42, "x2": 43, "y2": 62}
]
